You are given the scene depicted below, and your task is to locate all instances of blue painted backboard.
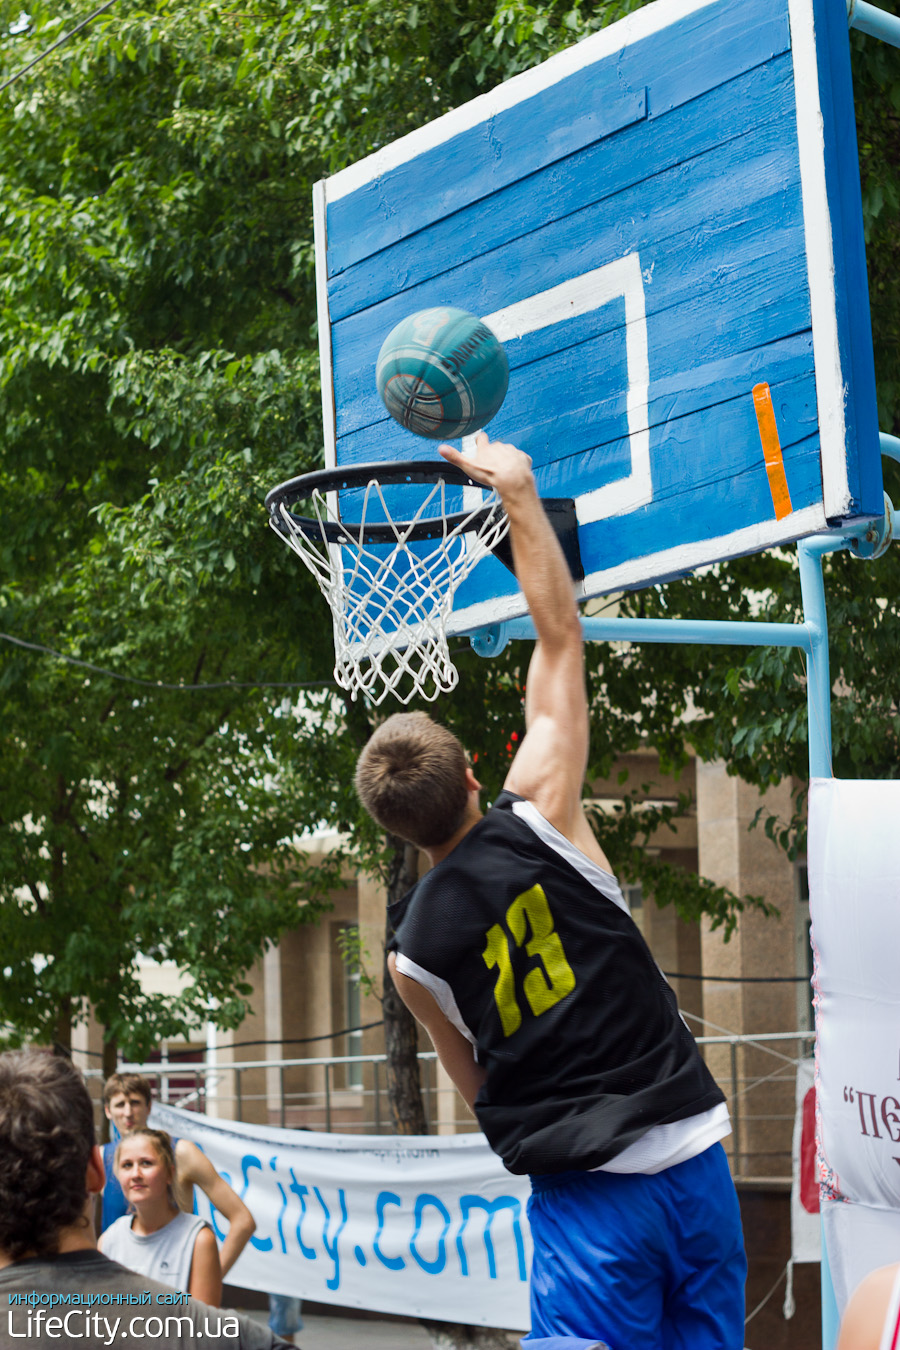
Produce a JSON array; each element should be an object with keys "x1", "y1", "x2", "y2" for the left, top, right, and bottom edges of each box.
[{"x1": 314, "y1": 0, "x2": 882, "y2": 637}]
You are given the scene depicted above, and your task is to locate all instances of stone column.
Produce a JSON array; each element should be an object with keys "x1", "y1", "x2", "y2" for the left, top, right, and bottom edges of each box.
[{"x1": 697, "y1": 759, "x2": 800, "y2": 1182}]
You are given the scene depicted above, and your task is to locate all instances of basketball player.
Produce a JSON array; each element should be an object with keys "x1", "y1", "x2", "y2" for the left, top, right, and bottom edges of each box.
[{"x1": 354, "y1": 434, "x2": 747, "y2": 1350}]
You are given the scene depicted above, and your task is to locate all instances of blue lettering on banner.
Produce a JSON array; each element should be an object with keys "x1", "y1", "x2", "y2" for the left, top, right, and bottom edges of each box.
[
  {"x1": 456, "y1": 1195, "x2": 527, "y2": 1281},
  {"x1": 288, "y1": 1172, "x2": 318, "y2": 1260},
  {"x1": 374, "y1": 1192, "x2": 406, "y2": 1271},
  {"x1": 270, "y1": 1156, "x2": 290, "y2": 1254},
  {"x1": 315, "y1": 1186, "x2": 349, "y2": 1291},
  {"x1": 410, "y1": 1193, "x2": 451, "y2": 1275},
  {"x1": 175, "y1": 1126, "x2": 529, "y2": 1294},
  {"x1": 241, "y1": 1156, "x2": 274, "y2": 1251}
]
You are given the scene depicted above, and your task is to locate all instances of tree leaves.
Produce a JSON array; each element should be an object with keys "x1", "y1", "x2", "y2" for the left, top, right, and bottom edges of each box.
[{"x1": 0, "y1": 0, "x2": 895, "y2": 1057}]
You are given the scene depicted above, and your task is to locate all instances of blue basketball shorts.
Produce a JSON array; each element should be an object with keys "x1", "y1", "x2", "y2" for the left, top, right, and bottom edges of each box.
[{"x1": 522, "y1": 1142, "x2": 747, "y2": 1350}]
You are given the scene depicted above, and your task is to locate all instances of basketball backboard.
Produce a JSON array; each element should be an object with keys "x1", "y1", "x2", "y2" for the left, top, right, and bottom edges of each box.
[{"x1": 313, "y1": 0, "x2": 883, "y2": 637}]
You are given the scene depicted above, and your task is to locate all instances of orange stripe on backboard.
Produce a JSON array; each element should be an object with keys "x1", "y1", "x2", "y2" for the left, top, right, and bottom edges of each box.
[{"x1": 752, "y1": 382, "x2": 793, "y2": 521}]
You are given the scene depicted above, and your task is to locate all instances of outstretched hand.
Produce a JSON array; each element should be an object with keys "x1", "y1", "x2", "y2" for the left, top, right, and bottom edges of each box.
[{"x1": 439, "y1": 432, "x2": 534, "y2": 502}]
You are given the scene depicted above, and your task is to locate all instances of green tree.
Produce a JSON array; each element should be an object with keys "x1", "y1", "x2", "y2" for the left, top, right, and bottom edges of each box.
[
  {"x1": 0, "y1": 0, "x2": 651, "y2": 1073},
  {"x1": 0, "y1": 0, "x2": 895, "y2": 1096}
]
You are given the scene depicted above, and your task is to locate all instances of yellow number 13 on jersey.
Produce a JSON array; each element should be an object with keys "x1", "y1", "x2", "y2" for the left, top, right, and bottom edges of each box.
[{"x1": 482, "y1": 885, "x2": 576, "y2": 1037}]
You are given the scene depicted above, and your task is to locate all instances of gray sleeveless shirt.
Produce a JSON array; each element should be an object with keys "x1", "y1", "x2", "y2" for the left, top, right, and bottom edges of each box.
[{"x1": 101, "y1": 1209, "x2": 209, "y2": 1291}]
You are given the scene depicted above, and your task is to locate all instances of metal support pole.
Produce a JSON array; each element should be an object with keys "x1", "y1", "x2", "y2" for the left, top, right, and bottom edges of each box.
[
  {"x1": 729, "y1": 1039, "x2": 742, "y2": 1179},
  {"x1": 881, "y1": 431, "x2": 900, "y2": 465},
  {"x1": 475, "y1": 614, "x2": 815, "y2": 649},
  {"x1": 849, "y1": 0, "x2": 900, "y2": 48},
  {"x1": 822, "y1": 1221, "x2": 842, "y2": 1350},
  {"x1": 797, "y1": 536, "x2": 850, "y2": 779},
  {"x1": 374, "y1": 1061, "x2": 381, "y2": 1133}
]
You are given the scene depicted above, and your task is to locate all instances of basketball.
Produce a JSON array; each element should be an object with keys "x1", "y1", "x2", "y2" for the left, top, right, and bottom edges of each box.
[{"x1": 376, "y1": 307, "x2": 509, "y2": 440}]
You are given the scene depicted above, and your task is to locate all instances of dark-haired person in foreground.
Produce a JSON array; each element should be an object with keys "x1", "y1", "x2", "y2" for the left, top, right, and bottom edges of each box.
[
  {"x1": 0, "y1": 1050, "x2": 293, "y2": 1350},
  {"x1": 355, "y1": 434, "x2": 747, "y2": 1350}
]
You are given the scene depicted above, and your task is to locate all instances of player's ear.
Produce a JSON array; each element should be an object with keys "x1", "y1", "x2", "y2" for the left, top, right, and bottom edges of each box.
[
  {"x1": 86, "y1": 1144, "x2": 106, "y2": 1195},
  {"x1": 465, "y1": 765, "x2": 482, "y2": 793}
]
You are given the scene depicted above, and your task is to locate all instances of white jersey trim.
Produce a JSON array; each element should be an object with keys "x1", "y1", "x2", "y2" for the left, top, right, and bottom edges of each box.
[
  {"x1": 510, "y1": 798, "x2": 631, "y2": 916},
  {"x1": 596, "y1": 1101, "x2": 732, "y2": 1175},
  {"x1": 393, "y1": 952, "x2": 479, "y2": 1057}
]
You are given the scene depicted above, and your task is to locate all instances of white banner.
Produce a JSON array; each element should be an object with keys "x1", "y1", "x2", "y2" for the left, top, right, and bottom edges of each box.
[
  {"x1": 150, "y1": 1103, "x2": 532, "y2": 1330},
  {"x1": 809, "y1": 778, "x2": 900, "y2": 1313}
]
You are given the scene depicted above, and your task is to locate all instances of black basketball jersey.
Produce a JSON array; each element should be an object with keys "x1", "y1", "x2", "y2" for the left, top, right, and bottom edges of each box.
[{"x1": 388, "y1": 791, "x2": 724, "y2": 1175}]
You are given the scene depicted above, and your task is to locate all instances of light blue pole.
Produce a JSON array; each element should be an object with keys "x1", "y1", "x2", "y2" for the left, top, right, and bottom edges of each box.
[
  {"x1": 471, "y1": 614, "x2": 814, "y2": 653},
  {"x1": 821, "y1": 1225, "x2": 842, "y2": 1350},
  {"x1": 881, "y1": 431, "x2": 900, "y2": 464},
  {"x1": 849, "y1": 0, "x2": 900, "y2": 48},
  {"x1": 797, "y1": 534, "x2": 853, "y2": 779}
]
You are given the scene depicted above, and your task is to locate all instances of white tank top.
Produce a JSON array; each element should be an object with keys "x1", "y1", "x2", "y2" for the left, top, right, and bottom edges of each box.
[{"x1": 101, "y1": 1210, "x2": 208, "y2": 1291}]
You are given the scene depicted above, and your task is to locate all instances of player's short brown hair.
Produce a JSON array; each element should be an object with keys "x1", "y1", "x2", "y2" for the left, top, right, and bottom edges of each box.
[
  {"x1": 0, "y1": 1050, "x2": 96, "y2": 1260},
  {"x1": 102, "y1": 1071, "x2": 152, "y2": 1108},
  {"x1": 354, "y1": 712, "x2": 469, "y2": 850}
]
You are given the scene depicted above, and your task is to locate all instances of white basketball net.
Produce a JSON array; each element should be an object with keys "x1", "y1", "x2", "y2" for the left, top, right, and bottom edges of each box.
[{"x1": 272, "y1": 476, "x2": 510, "y2": 706}]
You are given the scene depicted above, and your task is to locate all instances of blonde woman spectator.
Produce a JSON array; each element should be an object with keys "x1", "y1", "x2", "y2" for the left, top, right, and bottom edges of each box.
[{"x1": 100, "y1": 1128, "x2": 222, "y2": 1306}]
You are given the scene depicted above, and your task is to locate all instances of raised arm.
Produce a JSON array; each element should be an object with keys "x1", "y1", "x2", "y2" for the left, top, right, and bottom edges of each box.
[
  {"x1": 439, "y1": 435, "x2": 604, "y2": 861},
  {"x1": 175, "y1": 1139, "x2": 256, "y2": 1278}
]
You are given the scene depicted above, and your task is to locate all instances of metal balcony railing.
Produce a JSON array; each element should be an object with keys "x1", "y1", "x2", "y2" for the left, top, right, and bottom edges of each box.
[{"x1": 83, "y1": 1028, "x2": 815, "y2": 1185}]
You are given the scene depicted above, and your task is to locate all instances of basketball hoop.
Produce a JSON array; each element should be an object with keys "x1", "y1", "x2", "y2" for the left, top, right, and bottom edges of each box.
[{"x1": 265, "y1": 461, "x2": 511, "y2": 705}]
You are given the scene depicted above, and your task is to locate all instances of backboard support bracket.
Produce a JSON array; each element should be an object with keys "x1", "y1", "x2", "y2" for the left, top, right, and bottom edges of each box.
[{"x1": 489, "y1": 497, "x2": 584, "y2": 583}]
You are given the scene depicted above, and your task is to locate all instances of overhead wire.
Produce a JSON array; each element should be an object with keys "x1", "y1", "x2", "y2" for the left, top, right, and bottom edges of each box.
[
  {"x1": 0, "y1": 630, "x2": 336, "y2": 691},
  {"x1": 65, "y1": 1021, "x2": 387, "y2": 1060},
  {"x1": 0, "y1": 0, "x2": 121, "y2": 94}
]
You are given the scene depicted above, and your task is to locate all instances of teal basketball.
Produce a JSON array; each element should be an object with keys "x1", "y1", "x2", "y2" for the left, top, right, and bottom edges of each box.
[{"x1": 376, "y1": 307, "x2": 509, "y2": 440}]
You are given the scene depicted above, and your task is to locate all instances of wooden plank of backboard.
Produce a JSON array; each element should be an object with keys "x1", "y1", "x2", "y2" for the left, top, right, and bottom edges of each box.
[
  {"x1": 326, "y1": 56, "x2": 797, "y2": 325},
  {"x1": 331, "y1": 143, "x2": 808, "y2": 439},
  {"x1": 325, "y1": 0, "x2": 790, "y2": 275}
]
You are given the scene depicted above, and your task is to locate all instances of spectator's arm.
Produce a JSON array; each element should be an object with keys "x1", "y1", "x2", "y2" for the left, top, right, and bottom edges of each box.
[
  {"x1": 187, "y1": 1225, "x2": 223, "y2": 1307},
  {"x1": 176, "y1": 1139, "x2": 256, "y2": 1277}
]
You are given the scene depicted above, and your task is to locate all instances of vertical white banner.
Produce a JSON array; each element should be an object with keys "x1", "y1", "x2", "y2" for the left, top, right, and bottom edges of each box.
[{"x1": 809, "y1": 778, "x2": 900, "y2": 1313}]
